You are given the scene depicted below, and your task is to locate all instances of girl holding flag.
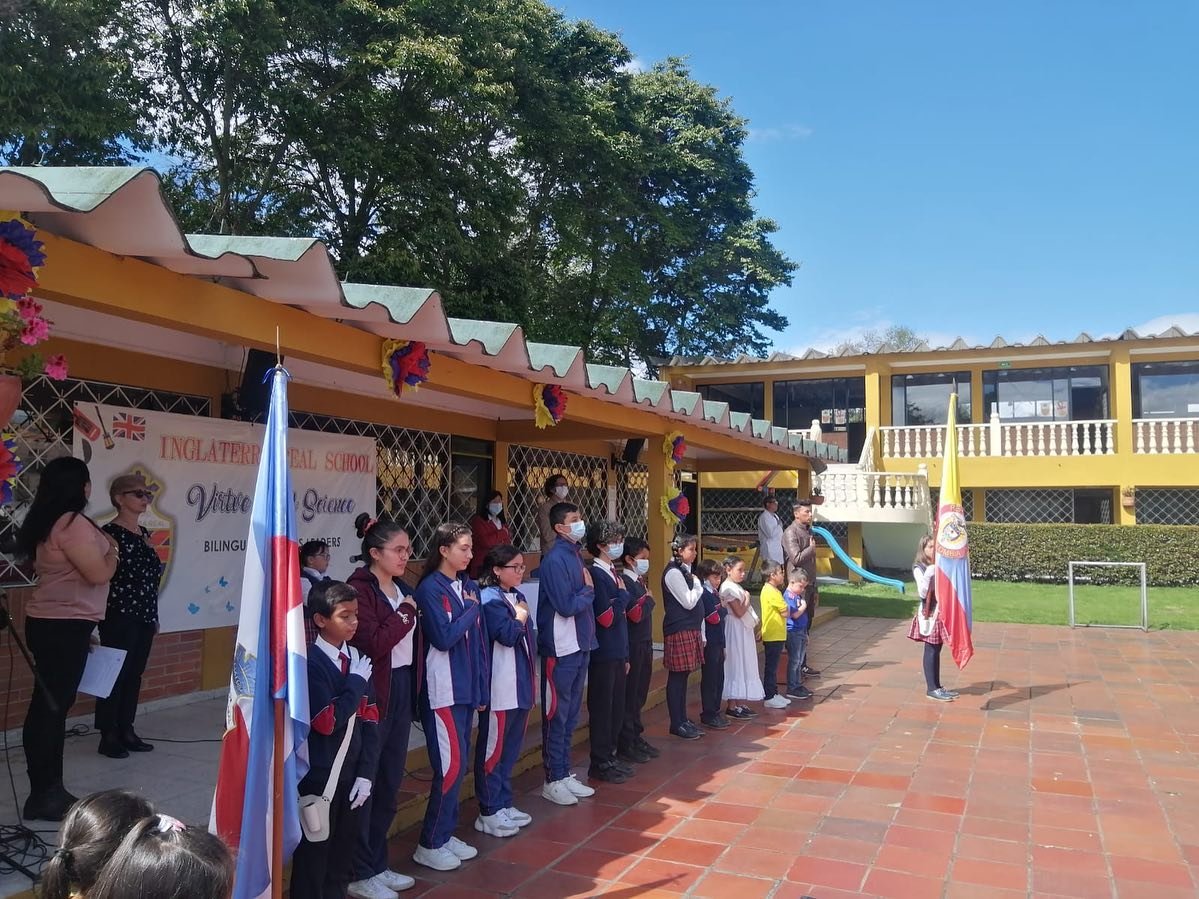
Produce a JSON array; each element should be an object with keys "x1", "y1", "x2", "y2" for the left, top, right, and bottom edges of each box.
[{"x1": 907, "y1": 535, "x2": 958, "y2": 702}]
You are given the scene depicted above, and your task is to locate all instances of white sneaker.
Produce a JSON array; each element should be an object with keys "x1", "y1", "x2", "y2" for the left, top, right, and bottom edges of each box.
[
  {"x1": 445, "y1": 836, "x2": 478, "y2": 860},
  {"x1": 503, "y1": 806, "x2": 532, "y2": 827},
  {"x1": 374, "y1": 870, "x2": 415, "y2": 892},
  {"x1": 764, "y1": 695, "x2": 789, "y2": 709},
  {"x1": 541, "y1": 779, "x2": 578, "y2": 806},
  {"x1": 347, "y1": 875, "x2": 398, "y2": 898},
  {"x1": 475, "y1": 813, "x2": 519, "y2": 837},
  {"x1": 412, "y1": 844, "x2": 460, "y2": 872},
  {"x1": 563, "y1": 773, "x2": 596, "y2": 798}
]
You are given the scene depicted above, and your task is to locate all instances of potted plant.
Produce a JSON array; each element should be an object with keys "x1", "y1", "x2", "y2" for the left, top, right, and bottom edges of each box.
[
  {"x1": 0, "y1": 215, "x2": 68, "y2": 423},
  {"x1": 810, "y1": 486, "x2": 825, "y2": 506},
  {"x1": 1120, "y1": 486, "x2": 1135, "y2": 509}
]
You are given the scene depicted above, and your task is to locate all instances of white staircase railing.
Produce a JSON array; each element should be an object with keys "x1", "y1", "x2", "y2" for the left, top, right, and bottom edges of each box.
[{"x1": 814, "y1": 467, "x2": 932, "y2": 523}]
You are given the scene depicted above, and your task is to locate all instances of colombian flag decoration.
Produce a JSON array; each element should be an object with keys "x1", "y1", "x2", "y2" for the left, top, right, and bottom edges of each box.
[
  {"x1": 533, "y1": 383, "x2": 567, "y2": 429},
  {"x1": 934, "y1": 394, "x2": 974, "y2": 669},
  {"x1": 381, "y1": 339, "x2": 431, "y2": 396}
]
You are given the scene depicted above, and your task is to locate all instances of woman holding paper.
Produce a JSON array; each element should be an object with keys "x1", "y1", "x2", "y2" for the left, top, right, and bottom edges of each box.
[
  {"x1": 95, "y1": 472, "x2": 164, "y2": 758},
  {"x1": 16, "y1": 456, "x2": 119, "y2": 821}
]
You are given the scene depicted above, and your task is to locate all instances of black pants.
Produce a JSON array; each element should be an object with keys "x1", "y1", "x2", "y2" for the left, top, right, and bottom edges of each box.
[
  {"x1": 355, "y1": 666, "x2": 413, "y2": 880},
  {"x1": 700, "y1": 642, "x2": 725, "y2": 719},
  {"x1": 94, "y1": 615, "x2": 156, "y2": 736},
  {"x1": 923, "y1": 642, "x2": 943, "y2": 692},
  {"x1": 666, "y1": 671, "x2": 692, "y2": 729},
  {"x1": 23, "y1": 617, "x2": 94, "y2": 795},
  {"x1": 620, "y1": 638, "x2": 652, "y2": 750},
  {"x1": 587, "y1": 657, "x2": 626, "y2": 766},
  {"x1": 292, "y1": 774, "x2": 361, "y2": 899},
  {"x1": 762, "y1": 640, "x2": 784, "y2": 700}
]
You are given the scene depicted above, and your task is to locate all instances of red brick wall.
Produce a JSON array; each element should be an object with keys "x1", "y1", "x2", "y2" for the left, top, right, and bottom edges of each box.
[{"x1": 1, "y1": 587, "x2": 206, "y2": 731}]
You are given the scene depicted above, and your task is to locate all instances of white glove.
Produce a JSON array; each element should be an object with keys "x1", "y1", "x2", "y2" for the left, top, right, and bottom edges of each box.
[
  {"x1": 348, "y1": 654, "x2": 373, "y2": 683},
  {"x1": 348, "y1": 777, "x2": 372, "y2": 810}
]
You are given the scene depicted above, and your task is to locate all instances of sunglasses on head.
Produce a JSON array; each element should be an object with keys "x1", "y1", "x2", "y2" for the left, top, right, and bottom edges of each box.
[{"x1": 123, "y1": 490, "x2": 153, "y2": 500}]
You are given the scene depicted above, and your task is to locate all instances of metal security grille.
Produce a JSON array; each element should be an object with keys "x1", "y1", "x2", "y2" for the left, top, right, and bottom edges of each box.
[
  {"x1": 615, "y1": 464, "x2": 649, "y2": 540},
  {"x1": 1, "y1": 375, "x2": 211, "y2": 585},
  {"x1": 700, "y1": 487, "x2": 802, "y2": 536},
  {"x1": 506, "y1": 445, "x2": 608, "y2": 553},
  {"x1": 984, "y1": 488, "x2": 1073, "y2": 523},
  {"x1": 929, "y1": 488, "x2": 975, "y2": 520},
  {"x1": 290, "y1": 411, "x2": 451, "y2": 558},
  {"x1": 1135, "y1": 488, "x2": 1199, "y2": 525}
]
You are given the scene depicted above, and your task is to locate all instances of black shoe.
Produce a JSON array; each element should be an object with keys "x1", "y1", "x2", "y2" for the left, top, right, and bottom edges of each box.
[
  {"x1": 802, "y1": 665, "x2": 821, "y2": 678},
  {"x1": 926, "y1": 688, "x2": 954, "y2": 702},
  {"x1": 684, "y1": 720, "x2": 706, "y2": 738},
  {"x1": 122, "y1": 732, "x2": 154, "y2": 752},
  {"x1": 635, "y1": 737, "x2": 661, "y2": 758},
  {"x1": 669, "y1": 724, "x2": 702, "y2": 741},
  {"x1": 23, "y1": 785, "x2": 77, "y2": 822},
  {"x1": 700, "y1": 714, "x2": 730, "y2": 729},
  {"x1": 731, "y1": 704, "x2": 758, "y2": 719},
  {"x1": 588, "y1": 762, "x2": 627, "y2": 783},
  {"x1": 617, "y1": 745, "x2": 651, "y2": 764},
  {"x1": 725, "y1": 706, "x2": 747, "y2": 720},
  {"x1": 610, "y1": 757, "x2": 635, "y2": 776},
  {"x1": 786, "y1": 688, "x2": 815, "y2": 701},
  {"x1": 98, "y1": 733, "x2": 130, "y2": 759}
]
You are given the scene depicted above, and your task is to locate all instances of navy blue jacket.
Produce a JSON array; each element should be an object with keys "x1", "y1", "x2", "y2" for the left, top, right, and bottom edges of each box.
[
  {"x1": 590, "y1": 562, "x2": 630, "y2": 662},
  {"x1": 414, "y1": 571, "x2": 487, "y2": 709},
  {"x1": 700, "y1": 585, "x2": 727, "y2": 649},
  {"x1": 621, "y1": 571, "x2": 655, "y2": 644},
  {"x1": 480, "y1": 585, "x2": 536, "y2": 711},
  {"x1": 305, "y1": 645, "x2": 380, "y2": 785},
  {"x1": 537, "y1": 536, "x2": 597, "y2": 657}
]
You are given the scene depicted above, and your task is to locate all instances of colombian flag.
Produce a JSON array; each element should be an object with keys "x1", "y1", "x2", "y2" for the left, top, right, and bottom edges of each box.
[{"x1": 934, "y1": 394, "x2": 974, "y2": 669}]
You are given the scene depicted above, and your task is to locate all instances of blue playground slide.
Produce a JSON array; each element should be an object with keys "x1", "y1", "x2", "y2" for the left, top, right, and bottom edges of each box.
[{"x1": 811, "y1": 525, "x2": 906, "y2": 594}]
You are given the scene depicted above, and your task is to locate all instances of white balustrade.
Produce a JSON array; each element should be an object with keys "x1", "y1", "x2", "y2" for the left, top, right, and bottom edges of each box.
[
  {"x1": 1133, "y1": 419, "x2": 1199, "y2": 454},
  {"x1": 879, "y1": 418, "x2": 1117, "y2": 459},
  {"x1": 813, "y1": 469, "x2": 932, "y2": 514}
]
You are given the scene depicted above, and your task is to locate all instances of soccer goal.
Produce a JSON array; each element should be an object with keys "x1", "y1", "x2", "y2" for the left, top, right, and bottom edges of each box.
[{"x1": 1067, "y1": 561, "x2": 1148, "y2": 631}]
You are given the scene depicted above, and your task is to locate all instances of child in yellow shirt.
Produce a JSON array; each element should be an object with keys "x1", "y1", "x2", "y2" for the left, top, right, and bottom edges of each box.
[{"x1": 758, "y1": 563, "x2": 791, "y2": 710}]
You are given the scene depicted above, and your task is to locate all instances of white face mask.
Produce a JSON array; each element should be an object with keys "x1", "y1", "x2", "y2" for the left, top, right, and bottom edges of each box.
[
  {"x1": 487, "y1": 502, "x2": 503, "y2": 516},
  {"x1": 607, "y1": 543, "x2": 624, "y2": 560},
  {"x1": 554, "y1": 485, "x2": 569, "y2": 499},
  {"x1": 634, "y1": 558, "x2": 650, "y2": 576},
  {"x1": 568, "y1": 520, "x2": 586, "y2": 542}
]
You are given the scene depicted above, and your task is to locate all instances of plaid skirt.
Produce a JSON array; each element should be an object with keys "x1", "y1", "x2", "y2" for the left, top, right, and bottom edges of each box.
[
  {"x1": 907, "y1": 610, "x2": 948, "y2": 645},
  {"x1": 663, "y1": 629, "x2": 703, "y2": 672}
]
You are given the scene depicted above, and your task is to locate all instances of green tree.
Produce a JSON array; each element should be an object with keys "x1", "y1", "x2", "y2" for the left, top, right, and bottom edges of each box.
[{"x1": 834, "y1": 324, "x2": 923, "y2": 355}]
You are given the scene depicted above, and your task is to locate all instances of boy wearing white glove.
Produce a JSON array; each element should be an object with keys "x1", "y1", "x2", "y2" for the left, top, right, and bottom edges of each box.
[{"x1": 293, "y1": 581, "x2": 382, "y2": 899}]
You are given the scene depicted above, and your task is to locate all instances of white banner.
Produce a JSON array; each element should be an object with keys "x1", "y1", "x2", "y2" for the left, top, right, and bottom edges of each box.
[{"x1": 72, "y1": 404, "x2": 376, "y2": 633}]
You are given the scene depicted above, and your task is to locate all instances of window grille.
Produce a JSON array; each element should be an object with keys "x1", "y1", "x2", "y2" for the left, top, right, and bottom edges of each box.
[
  {"x1": 1135, "y1": 488, "x2": 1199, "y2": 525},
  {"x1": 1, "y1": 376, "x2": 212, "y2": 585},
  {"x1": 615, "y1": 464, "x2": 649, "y2": 540},
  {"x1": 929, "y1": 488, "x2": 975, "y2": 521},
  {"x1": 984, "y1": 488, "x2": 1074, "y2": 524},
  {"x1": 699, "y1": 487, "x2": 802, "y2": 537},
  {"x1": 289, "y1": 411, "x2": 451, "y2": 558},
  {"x1": 506, "y1": 445, "x2": 608, "y2": 553}
]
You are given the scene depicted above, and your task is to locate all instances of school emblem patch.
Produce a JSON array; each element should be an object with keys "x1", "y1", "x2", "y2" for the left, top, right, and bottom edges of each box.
[{"x1": 935, "y1": 503, "x2": 969, "y2": 559}]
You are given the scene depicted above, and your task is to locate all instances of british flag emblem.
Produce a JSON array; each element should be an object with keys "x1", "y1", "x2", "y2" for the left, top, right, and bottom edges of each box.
[{"x1": 111, "y1": 413, "x2": 146, "y2": 441}]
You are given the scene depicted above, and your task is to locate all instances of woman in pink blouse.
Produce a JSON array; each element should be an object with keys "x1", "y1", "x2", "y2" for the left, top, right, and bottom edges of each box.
[{"x1": 16, "y1": 457, "x2": 119, "y2": 821}]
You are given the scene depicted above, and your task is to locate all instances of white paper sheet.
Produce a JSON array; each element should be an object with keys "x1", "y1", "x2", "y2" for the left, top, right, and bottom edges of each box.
[{"x1": 78, "y1": 646, "x2": 128, "y2": 699}]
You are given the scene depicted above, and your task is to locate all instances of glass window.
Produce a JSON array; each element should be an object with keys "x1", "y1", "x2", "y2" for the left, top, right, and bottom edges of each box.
[
  {"x1": 891, "y1": 372, "x2": 972, "y2": 425},
  {"x1": 1132, "y1": 360, "x2": 1199, "y2": 418},
  {"x1": 982, "y1": 365, "x2": 1109, "y2": 422},
  {"x1": 697, "y1": 382, "x2": 765, "y2": 420},
  {"x1": 773, "y1": 377, "x2": 867, "y2": 458}
]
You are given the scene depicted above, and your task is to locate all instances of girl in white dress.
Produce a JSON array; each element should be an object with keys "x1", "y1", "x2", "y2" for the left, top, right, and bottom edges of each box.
[{"x1": 719, "y1": 557, "x2": 764, "y2": 718}]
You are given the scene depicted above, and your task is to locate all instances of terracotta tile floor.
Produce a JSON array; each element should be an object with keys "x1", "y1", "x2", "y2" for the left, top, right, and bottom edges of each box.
[{"x1": 383, "y1": 616, "x2": 1199, "y2": 897}]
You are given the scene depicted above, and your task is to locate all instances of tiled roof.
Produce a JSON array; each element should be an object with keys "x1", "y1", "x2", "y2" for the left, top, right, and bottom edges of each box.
[{"x1": 0, "y1": 165, "x2": 840, "y2": 463}]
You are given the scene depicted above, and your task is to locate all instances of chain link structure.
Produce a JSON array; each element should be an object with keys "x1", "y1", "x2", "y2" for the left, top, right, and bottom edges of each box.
[
  {"x1": 983, "y1": 488, "x2": 1075, "y2": 524},
  {"x1": 1134, "y1": 488, "x2": 1199, "y2": 525},
  {"x1": 615, "y1": 463, "x2": 650, "y2": 540},
  {"x1": 505, "y1": 445, "x2": 608, "y2": 553}
]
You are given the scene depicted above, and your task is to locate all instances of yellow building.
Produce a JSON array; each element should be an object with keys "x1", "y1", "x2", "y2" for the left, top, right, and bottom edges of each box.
[{"x1": 661, "y1": 330, "x2": 1199, "y2": 572}]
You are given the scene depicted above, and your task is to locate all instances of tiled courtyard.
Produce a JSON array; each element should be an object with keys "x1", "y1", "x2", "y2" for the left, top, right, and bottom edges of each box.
[{"x1": 388, "y1": 616, "x2": 1199, "y2": 898}]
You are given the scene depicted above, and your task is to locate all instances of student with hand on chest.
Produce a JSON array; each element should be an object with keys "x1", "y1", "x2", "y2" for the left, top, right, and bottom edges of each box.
[{"x1": 585, "y1": 520, "x2": 632, "y2": 785}]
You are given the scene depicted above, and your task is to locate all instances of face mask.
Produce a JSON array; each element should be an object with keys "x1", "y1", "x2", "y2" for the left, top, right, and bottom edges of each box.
[
  {"x1": 634, "y1": 559, "x2": 650, "y2": 576},
  {"x1": 568, "y1": 520, "x2": 586, "y2": 542},
  {"x1": 607, "y1": 543, "x2": 624, "y2": 560},
  {"x1": 554, "y1": 485, "x2": 569, "y2": 499},
  {"x1": 487, "y1": 502, "x2": 503, "y2": 516}
]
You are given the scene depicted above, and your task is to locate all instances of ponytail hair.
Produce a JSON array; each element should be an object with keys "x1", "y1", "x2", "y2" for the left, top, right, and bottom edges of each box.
[
  {"x1": 87, "y1": 815, "x2": 234, "y2": 899},
  {"x1": 41, "y1": 790, "x2": 154, "y2": 899},
  {"x1": 670, "y1": 533, "x2": 697, "y2": 558},
  {"x1": 421, "y1": 522, "x2": 472, "y2": 580},
  {"x1": 352, "y1": 513, "x2": 407, "y2": 564}
]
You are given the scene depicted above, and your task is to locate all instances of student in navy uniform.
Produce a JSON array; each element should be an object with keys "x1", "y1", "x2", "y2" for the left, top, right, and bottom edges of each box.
[
  {"x1": 662, "y1": 534, "x2": 705, "y2": 740},
  {"x1": 585, "y1": 520, "x2": 631, "y2": 784},
  {"x1": 293, "y1": 581, "x2": 381, "y2": 899},
  {"x1": 617, "y1": 538, "x2": 659, "y2": 764},
  {"x1": 346, "y1": 516, "x2": 418, "y2": 898},
  {"x1": 696, "y1": 559, "x2": 730, "y2": 730},
  {"x1": 300, "y1": 540, "x2": 331, "y2": 644},
  {"x1": 411, "y1": 523, "x2": 487, "y2": 873},
  {"x1": 537, "y1": 502, "x2": 598, "y2": 808},
  {"x1": 473, "y1": 544, "x2": 535, "y2": 838}
]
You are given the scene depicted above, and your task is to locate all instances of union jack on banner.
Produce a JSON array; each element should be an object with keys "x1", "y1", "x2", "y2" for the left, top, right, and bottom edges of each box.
[{"x1": 111, "y1": 413, "x2": 146, "y2": 441}]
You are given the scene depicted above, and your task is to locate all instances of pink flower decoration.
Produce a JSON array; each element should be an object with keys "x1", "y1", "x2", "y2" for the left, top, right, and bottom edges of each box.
[
  {"x1": 43, "y1": 354, "x2": 68, "y2": 380},
  {"x1": 20, "y1": 316, "x2": 49, "y2": 346},
  {"x1": 17, "y1": 297, "x2": 42, "y2": 321}
]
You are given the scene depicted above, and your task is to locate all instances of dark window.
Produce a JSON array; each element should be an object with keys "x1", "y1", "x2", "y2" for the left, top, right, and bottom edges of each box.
[
  {"x1": 891, "y1": 372, "x2": 972, "y2": 425},
  {"x1": 773, "y1": 377, "x2": 867, "y2": 460},
  {"x1": 982, "y1": 365, "x2": 1109, "y2": 422},
  {"x1": 697, "y1": 382, "x2": 765, "y2": 420},
  {"x1": 1132, "y1": 360, "x2": 1199, "y2": 419}
]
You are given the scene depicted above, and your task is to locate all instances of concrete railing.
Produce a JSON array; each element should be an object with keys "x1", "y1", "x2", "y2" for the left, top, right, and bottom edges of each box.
[
  {"x1": 1134, "y1": 418, "x2": 1199, "y2": 454},
  {"x1": 880, "y1": 414, "x2": 1117, "y2": 459},
  {"x1": 813, "y1": 467, "x2": 932, "y2": 523}
]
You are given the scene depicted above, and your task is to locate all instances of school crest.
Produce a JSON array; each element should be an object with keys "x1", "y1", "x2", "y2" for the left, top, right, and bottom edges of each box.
[{"x1": 935, "y1": 503, "x2": 969, "y2": 559}]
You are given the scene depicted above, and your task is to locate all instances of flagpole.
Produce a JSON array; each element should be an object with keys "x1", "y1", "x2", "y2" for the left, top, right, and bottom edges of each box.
[{"x1": 272, "y1": 699, "x2": 284, "y2": 899}]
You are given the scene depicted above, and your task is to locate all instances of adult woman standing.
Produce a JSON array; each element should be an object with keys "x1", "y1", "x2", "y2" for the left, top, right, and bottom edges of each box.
[
  {"x1": 346, "y1": 514, "x2": 419, "y2": 898},
  {"x1": 95, "y1": 473, "x2": 164, "y2": 759},
  {"x1": 468, "y1": 491, "x2": 512, "y2": 579},
  {"x1": 907, "y1": 534, "x2": 957, "y2": 702},
  {"x1": 660, "y1": 534, "x2": 705, "y2": 741},
  {"x1": 17, "y1": 456, "x2": 119, "y2": 821}
]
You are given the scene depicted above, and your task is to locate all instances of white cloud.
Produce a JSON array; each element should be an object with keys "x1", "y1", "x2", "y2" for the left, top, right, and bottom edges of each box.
[
  {"x1": 1126, "y1": 312, "x2": 1199, "y2": 336},
  {"x1": 747, "y1": 123, "x2": 814, "y2": 143},
  {"x1": 618, "y1": 57, "x2": 647, "y2": 74}
]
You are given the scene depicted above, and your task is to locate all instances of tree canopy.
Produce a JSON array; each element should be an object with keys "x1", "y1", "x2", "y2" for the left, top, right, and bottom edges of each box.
[{"x1": 2, "y1": 0, "x2": 796, "y2": 372}]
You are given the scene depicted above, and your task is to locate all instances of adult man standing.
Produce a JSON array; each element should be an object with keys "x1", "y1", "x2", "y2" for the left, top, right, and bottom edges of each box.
[
  {"x1": 782, "y1": 500, "x2": 821, "y2": 678},
  {"x1": 757, "y1": 495, "x2": 784, "y2": 566}
]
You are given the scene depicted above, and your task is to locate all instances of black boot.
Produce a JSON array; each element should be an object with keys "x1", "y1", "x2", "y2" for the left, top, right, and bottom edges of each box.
[
  {"x1": 23, "y1": 784, "x2": 78, "y2": 822},
  {"x1": 98, "y1": 732, "x2": 130, "y2": 759}
]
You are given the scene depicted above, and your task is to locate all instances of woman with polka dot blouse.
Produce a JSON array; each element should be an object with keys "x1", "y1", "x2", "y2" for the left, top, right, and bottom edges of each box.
[{"x1": 95, "y1": 473, "x2": 164, "y2": 759}]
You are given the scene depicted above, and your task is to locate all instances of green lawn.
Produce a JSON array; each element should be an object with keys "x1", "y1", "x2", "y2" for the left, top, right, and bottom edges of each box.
[{"x1": 816, "y1": 579, "x2": 1199, "y2": 630}]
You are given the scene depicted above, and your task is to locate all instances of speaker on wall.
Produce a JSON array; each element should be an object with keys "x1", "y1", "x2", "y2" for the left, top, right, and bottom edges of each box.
[
  {"x1": 236, "y1": 349, "x2": 281, "y2": 421},
  {"x1": 621, "y1": 438, "x2": 645, "y2": 465}
]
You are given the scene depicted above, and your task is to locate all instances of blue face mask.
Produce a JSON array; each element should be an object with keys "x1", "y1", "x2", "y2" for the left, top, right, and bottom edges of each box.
[
  {"x1": 607, "y1": 543, "x2": 624, "y2": 560},
  {"x1": 568, "y1": 520, "x2": 586, "y2": 542},
  {"x1": 634, "y1": 558, "x2": 650, "y2": 576}
]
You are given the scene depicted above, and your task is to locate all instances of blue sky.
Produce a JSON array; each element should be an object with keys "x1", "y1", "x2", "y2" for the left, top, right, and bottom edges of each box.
[{"x1": 558, "y1": 0, "x2": 1199, "y2": 354}]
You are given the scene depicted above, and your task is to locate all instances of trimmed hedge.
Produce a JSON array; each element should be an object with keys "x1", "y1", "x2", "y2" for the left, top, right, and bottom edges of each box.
[{"x1": 969, "y1": 523, "x2": 1199, "y2": 587}]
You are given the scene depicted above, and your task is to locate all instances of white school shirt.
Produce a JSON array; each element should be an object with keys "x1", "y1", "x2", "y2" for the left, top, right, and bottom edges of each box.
[{"x1": 378, "y1": 580, "x2": 415, "y2": 668}]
